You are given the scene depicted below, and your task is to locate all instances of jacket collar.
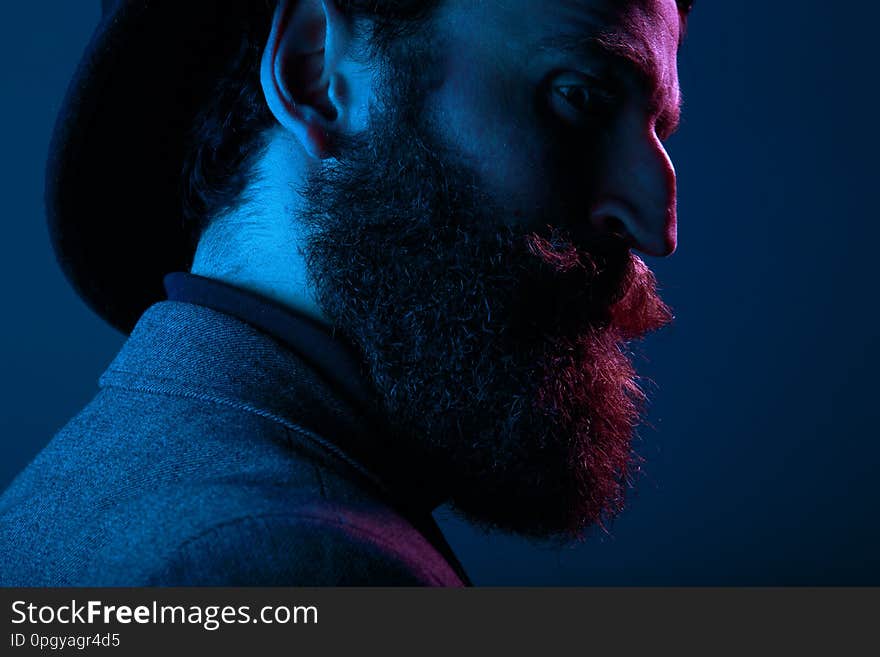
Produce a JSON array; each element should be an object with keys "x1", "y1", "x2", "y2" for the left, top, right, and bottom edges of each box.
[
  {"x1": 163, "y1": 272, "x2": 375, "y2": 418},
  {"x1": 99, "y1": 285, "x2": 449, "y2": 516}
]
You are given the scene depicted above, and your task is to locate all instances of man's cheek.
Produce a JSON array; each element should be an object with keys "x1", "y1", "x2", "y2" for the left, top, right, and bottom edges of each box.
[{"x1": 429, "y1": 97, "x2": 554, "y2": 225}]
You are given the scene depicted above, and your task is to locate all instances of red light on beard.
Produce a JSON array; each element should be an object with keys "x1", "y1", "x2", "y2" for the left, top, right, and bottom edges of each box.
[{"x1": 524, "y1": 230, "x2": 673, "y2": 534}]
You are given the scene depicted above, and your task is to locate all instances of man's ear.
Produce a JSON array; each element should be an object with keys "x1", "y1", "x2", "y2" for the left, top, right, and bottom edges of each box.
[{"x1": 261, "y1": 0, "x2": 351, "y2": 159}]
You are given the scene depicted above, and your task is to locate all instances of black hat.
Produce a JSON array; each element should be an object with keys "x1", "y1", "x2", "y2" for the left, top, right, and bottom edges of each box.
[{"x1": 46, "y1": 1, "x2": 262, "y2": 334}]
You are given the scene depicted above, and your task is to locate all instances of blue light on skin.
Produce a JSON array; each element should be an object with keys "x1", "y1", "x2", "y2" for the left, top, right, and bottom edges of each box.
[
  {"x1": 192, "y1": 0, "x2": 683, "y2": 323},
  {"x1": 191, "y1": 126, "x2": 332, "y2": 327}
]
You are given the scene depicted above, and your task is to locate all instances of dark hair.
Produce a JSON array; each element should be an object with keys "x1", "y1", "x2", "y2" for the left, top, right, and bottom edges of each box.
[
  {"x1": 181, "y1": 0, "x2": 694, "y2": 241},
  {"x1": 181, "y1": 0, "x2": 438, "y2": 242}
]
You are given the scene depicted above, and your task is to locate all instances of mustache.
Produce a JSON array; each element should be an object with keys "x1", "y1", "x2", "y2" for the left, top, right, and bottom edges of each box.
[{"x1": 523, "y1": 227, "x2": 673, "y2": 341}]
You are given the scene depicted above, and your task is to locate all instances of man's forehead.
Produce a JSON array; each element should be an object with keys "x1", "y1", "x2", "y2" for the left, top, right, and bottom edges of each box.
[
  {"x1": 551, "y1": 0, "x2": 683, "y2": 50},
  {"x1": 440, "y1": 0, "x2": 683, "y2": 91},
  {"x1": 441, "y1": 0, "x2": 683, "y2": 53}
]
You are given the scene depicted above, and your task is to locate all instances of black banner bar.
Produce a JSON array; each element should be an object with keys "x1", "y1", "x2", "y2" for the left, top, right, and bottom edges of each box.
[{"x1": 1, "y1": 588, "x2": 875, "y2": 655}]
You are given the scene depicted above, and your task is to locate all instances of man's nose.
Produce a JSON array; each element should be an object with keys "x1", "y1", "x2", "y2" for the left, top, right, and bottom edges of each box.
[{"x1": 588, "y1": 121, "x2": 678, "y2": 257}]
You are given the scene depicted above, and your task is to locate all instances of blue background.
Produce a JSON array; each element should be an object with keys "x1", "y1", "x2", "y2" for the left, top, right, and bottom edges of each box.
[{"x1": 2, "y1": 2, "x2": 878, "y2": 585}]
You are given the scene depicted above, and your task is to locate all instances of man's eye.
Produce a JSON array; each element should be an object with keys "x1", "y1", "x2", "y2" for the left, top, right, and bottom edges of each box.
[
  {"x1": 555, "y1": 85, "x2": 595, "y2": 113},
  {"x1": 547, "y1": 74, "x2": 616, "y2": 128}
]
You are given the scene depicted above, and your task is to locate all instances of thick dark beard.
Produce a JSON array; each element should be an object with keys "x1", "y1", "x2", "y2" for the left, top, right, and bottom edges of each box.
[{"x1": 299, "y1": 53, "x2": 673, "y2": 539}]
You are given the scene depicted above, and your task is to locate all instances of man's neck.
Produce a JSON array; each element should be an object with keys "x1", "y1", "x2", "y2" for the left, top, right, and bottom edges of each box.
[{"x1": 190, "y1": 130, "x2": 329, "y2": 328}]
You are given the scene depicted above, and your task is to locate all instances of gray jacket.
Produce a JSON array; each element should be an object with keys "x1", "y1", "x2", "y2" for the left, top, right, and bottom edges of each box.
[{"x1": 0, "y1": 299, "x2": 468, "y2": 586}]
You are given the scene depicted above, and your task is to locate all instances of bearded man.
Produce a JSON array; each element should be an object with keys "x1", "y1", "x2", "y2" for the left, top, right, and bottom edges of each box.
[{"x1": 0, "y1": 0, "x2": 690, "y2": 585}]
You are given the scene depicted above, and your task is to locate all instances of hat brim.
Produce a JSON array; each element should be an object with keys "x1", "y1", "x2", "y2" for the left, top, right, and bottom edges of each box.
[{"x1": 47, "y1": 1, "x2": 256, "y2": 334}]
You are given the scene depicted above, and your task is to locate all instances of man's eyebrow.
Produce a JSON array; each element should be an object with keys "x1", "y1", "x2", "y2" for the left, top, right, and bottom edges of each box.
[
  {"x1": 536, "y1": 32, "x2": 682, "y2": 136},
  {"x1": 537, "y1": 33, "x2": 653, "y2": 88}
]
